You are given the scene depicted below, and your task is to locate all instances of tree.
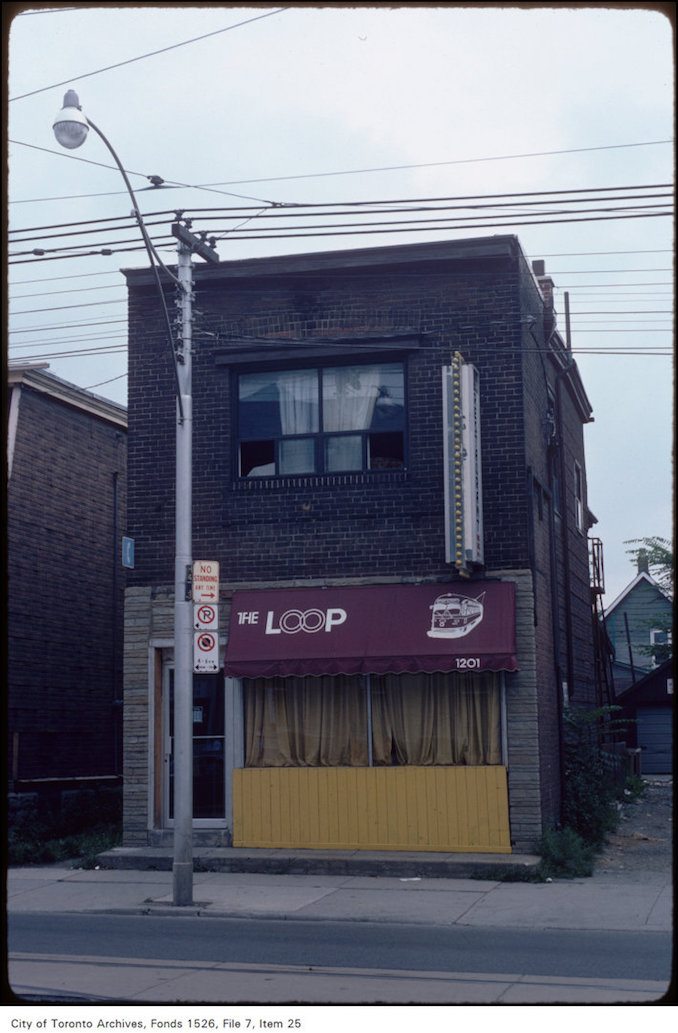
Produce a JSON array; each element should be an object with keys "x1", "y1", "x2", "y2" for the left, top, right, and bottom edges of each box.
[{"x1": 624, "y1": 536, "x2": 674, "y2": 598}]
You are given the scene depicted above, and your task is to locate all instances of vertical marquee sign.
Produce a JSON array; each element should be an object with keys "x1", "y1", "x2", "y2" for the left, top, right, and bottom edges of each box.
[{"x1": 443, "y1": 353, "x2": 484, "y2": 575}]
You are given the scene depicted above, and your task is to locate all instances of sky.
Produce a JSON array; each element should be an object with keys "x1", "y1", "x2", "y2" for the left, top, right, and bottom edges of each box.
[{"x1": 6, "y1": 2, "x2": 675, "y2": 610}]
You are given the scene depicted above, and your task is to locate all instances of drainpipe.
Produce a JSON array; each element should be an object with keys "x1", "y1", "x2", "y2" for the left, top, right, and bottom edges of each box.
[
  {"x1": 112, "y1": 470, "x2": 120, "y2": 777},
  {"x1": 555, "y1": 292, "x2": 576, "y2": 704},
  {"x1": 536, "y1": 269, "x2": 572, "y2": 822},
  {"x1": 547, "y1": 457, "x2": 567, "y2": 820}
]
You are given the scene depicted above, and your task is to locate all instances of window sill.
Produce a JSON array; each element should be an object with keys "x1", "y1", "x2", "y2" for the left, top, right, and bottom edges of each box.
[{"x1": 232, "y1": 468, "x2": 408, "y2": 491}]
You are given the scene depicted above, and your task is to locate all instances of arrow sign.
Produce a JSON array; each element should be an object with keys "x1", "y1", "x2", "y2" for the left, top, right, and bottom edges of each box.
[{"x1": 192, "y1": 560, "x2": 220, "y2": 603}]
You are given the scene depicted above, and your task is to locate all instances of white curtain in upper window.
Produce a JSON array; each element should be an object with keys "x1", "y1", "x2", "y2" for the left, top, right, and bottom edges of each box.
[
  {"x1": 277, "y1": 370, "x2": 318, "y2": 435},
  {"x1": 323, "y1": 366, "x2": 381, "y2": 432}
]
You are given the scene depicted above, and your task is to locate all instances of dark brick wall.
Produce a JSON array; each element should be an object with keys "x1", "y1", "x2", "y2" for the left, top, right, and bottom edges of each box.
[
  {"x1": 124, "y1": 239, "x2": 596, "y2": 830},
  {"x1": 127, "y1": 254, "x2": 538, "y2": 585},
  {"x1": 7, "y1": 386, "x2": 127, "y2": 781}
]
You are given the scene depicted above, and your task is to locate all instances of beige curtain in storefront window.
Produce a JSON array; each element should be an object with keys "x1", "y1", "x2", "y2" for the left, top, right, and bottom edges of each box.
[
  {"x1": 245, "y1": 675, "x2": 369, "y2": 767},
  {"x1": 371, "y1": 672, "x2": 501, "y2": 766}
]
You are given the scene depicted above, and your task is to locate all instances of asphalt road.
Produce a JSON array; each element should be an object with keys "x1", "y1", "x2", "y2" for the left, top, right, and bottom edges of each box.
[{"x1": 8, "y1": 911, "x2": 672, "y2": 983}]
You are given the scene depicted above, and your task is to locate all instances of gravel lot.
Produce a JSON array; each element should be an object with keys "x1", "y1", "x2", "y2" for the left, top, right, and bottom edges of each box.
[{"x1": 595, "y1": 775, "x2": 674, "y2": 880}]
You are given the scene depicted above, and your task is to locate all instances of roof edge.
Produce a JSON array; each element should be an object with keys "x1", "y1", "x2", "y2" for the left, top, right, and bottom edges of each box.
[
  {"x1": 8, "y1": 364, "x2": 127, "y2": 427},
  {"x1": 122, "y1": 234, "x2": 522, "y2": 286},
  {"x1": 604, "y1": 570, "x2": 672, "y2": 616}
]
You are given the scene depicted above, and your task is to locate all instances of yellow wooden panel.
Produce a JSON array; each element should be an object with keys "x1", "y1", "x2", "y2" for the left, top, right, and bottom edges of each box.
[{"x1": 233, "y1": 766, "x2": 511, "y2": 853}]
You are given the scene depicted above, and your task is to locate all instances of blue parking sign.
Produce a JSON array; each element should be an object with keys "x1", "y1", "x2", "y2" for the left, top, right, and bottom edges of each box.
[{"x1": 122, "y1": 536, "x2": 135, "y2": 569}]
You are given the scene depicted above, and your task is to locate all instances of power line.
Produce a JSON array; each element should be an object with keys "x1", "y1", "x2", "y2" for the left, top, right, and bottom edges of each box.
[
  {"x1": 9, "y1": 345, "x2": 128, "y2": 361},
  {"x1": 10, "y1": 183, "x2": 672, "y2": 238},
  {"x1": 11, "y1": 211, "x2": 170, "y2": 235},
  {"x1": 10, "y1": 333, "x2": 126, "y2": 351},
  {"x1": 11, "y1": 318, "x2": 128, "y2": 335},
  {"x1": 539, "y1": 249, "x2": 673, "y2": 258},
  {"x1": 9, "y1": 269, "x2": 122, "y2": 286},
  {"x1": 8, "y1": 207, "x2": 673, "y2": 265},
  {"x1": 159, "y1": 140, "x2": 676, "y2": 189},
  {"x1": 9, "y1": 342, "x2": 670, "y2": 364},
  {"x1": 84, "y1": 373, "x2": 128, "y2": 390},
  {"x1": 9, "y1": 140, "x2": 674, "y2": 206},
  {"x1": 9, "y1": 140, "x2": 276, "y2": 206},
  {"x1": 10, "y1": 283, "x2": 126, "y2": 300},
  {"x1": 10, "y1": 297, "x2": 127, "y2": 316},
  {"x1": 6, "y1": 248, "x2": 672, "y2": 290},
  {"x1": 9, "y1": 316, "x2": 672, "y2": 341},
  {"x1": 9, "y1": 8, "x2": 289, "y2": 101}
]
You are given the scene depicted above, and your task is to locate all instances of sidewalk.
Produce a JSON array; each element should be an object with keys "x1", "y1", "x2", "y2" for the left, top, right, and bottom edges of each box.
[
  {"x1": 7, "y1": 776, "x2": 674, "y2": 930},
  {"x1": 7, "y1": 861, "x2": 673, "y2": 1005},
  {"x1": 7, "y1": 851, "x2": 672, "y2": 931},
  {"x1": 6, "y1": 779, "x2": 674, "y2": 1004}
]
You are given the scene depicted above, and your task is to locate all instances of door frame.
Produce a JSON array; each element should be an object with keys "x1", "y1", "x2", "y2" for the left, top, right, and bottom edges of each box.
[{"x1": 160, "y1": 656, "x2": 228, "y2": 830}]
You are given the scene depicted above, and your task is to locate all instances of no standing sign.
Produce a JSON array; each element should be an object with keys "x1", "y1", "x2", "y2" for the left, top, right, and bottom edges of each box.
[
  {"x1": 192, "y1": 560, "x2": 220, "y2": 603},
  {"x1": 192, "y1": 561, "x2": 219, "y2": 671}
]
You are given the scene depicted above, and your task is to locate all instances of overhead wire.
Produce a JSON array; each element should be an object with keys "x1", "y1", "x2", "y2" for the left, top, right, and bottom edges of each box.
[
  {"x1": 7, "y1": 247, "x2": 672, "y2": 289},
  {"x1": 9, "y1": 8, "x2": 289, "y2": 101},
  {"x1": 8, "y1": 186, "x2": 672, "y2": 364},
  {"x1": 9, "y1": 183, "x2": 672, "y2": 239},
  {"x1": 8, "y1": 140, "x2": 673, "y2": 206},
  {"x1": 8, "y1": 208, "x2": 674, "y2": 264}
]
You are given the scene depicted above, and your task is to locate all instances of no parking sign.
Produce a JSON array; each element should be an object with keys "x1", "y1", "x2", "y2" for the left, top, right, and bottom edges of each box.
[
  {"x1": 193, "y1": 571, "x2": 219, "y2": 671},
  {"x1": 194, "y1": 603, "x2": 218, "y2": 630},
  {"x1": 194, "y1": 629, "x2": 219, "y2": 673}
]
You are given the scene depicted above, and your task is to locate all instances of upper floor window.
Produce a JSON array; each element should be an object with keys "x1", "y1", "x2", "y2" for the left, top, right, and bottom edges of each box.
[
  {"x1": 649, "y1": 627, "x2": 672, "y2": 668},
  {"x1": 574, "y1": 461, "x2": 584, "y2": 533},
  {"x1": 238, "y1": 362, "x2": 405, "y2": 477}
]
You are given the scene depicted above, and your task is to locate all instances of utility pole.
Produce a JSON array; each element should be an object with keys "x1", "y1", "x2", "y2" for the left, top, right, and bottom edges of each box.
[
  {"x1": 52, "y1": 93, "x2": 220, "y2": 907},
  {"x1": 171, "y1": 221, "x2": 219, "y2": 907}
]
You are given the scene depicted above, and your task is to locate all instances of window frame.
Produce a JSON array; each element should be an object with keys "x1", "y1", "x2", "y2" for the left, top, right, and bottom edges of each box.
[
  {"x1": 242, "y1": 671, "x2": 505, "y2": 768},
  {"x1": 574, "y1": 460, "x2": 585, "y2": 534},
  {"x1": 649, "y1": 627, "x2": 672, "y2": 668},
  {"x1": 234, "y1": 357, "x2": 408, "y2": 480}
]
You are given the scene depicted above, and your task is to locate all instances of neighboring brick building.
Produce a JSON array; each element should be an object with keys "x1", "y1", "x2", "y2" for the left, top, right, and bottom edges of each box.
[
  {"x1": 7, "y1": 364, "x2": 127, "y2": 795},
  {"x1": 122, "y1": 234, "x2": 597, "y2": 853}
]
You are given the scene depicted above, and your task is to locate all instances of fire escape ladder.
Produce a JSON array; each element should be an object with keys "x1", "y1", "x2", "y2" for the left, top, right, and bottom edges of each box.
[{"x1": 589, "y1": 537, "x2": 615, "y2": 707}]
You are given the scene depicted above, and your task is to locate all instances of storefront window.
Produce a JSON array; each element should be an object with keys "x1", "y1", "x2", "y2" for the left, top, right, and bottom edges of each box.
[
  {"x1": 244, "y1": 675, "x2": 368, "y2": 766},
  {"x1": 243, "y1": 672, "x2": 501, "y2": 767}
]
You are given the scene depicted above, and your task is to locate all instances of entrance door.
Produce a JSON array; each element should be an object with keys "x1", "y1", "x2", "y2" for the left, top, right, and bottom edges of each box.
[{"x1": 164, "y1": 669, "x2": 226, "y2": 824}]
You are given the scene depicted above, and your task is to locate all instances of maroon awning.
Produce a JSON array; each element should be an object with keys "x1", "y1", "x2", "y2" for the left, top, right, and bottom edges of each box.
[{"x1": 224, "y1": 582, "x2": 518, "y2": 678}]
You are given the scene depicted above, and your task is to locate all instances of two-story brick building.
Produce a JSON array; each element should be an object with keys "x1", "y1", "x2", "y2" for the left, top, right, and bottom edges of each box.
[
  {"x1": 7, "y1": 363, "x2": 127, "y2": 798},
  {"x1": 121, "y1": 234, "x2": 597, "y2": 854}
]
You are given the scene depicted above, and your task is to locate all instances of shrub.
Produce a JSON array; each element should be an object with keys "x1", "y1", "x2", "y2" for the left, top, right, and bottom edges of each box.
[
  {"x1": 8, "y1": 787, "x2": 122, "y2": 866},
  {"x1": 535, "y1": 706, "x2": 640, "y2": 880},
  {"x1": 561, "y1": 705, "x2": 627, "y2": 849},
  {"x1": 619, "y1": 774, "x2": 648, "y2": 802},
  {"x1": 536, "y1": 827, "x2": 596, "y2": 880}
]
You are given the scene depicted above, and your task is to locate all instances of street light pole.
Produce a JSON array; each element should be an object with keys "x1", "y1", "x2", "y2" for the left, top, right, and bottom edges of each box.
[
  {"x1": 53, "y1": 92, "x2": 218, "y2": 907},
  {"x1": 172, "y1": 238, "x2": 194, "y2": 905}
]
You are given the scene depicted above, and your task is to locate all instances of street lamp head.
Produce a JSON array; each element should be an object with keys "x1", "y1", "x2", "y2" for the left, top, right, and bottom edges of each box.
[{"x1": 53, "y1": 90, "x2": 89, "y2": 149}]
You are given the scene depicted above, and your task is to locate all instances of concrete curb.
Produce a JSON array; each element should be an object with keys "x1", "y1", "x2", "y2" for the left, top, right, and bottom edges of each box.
[
  {"x1": 95, "y1": 848, "x2": 541, "y2": 881},
  {"x1": 32, "y1": 904, "x2": 500, "y2": 924}
]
